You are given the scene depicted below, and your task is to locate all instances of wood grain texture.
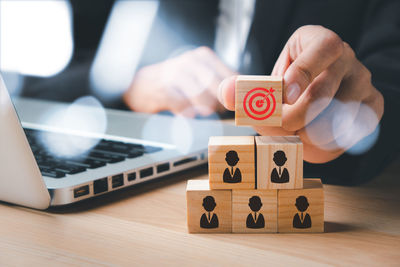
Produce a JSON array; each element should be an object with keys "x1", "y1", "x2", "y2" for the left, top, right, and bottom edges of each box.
[
  {"x1": 235, "y1": 75, "x2": 282, "y2": 126},
  {"x1": 278, "y1": 179, "x2": 324, "y2": 233},
  {"x1": 256, "y1": 136, "x2": 303, "y2": 189},
  {"x1": 0, "y1": 155, "x2": 399, "y2": 266},
  {"x1": 232, "y1": 190, "x2": 277, "y2": 233},
  {"x1": 186, "y1": 180, "x2": 232, "y2": 233},
  {"x1": 208, "y1": 136, "x2": 255, "y2": 190}
]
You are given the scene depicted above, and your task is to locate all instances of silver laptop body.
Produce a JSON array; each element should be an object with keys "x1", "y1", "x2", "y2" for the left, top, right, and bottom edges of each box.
[{"x1": 0, "y1": 75, "x2": 254, "y2": 209}]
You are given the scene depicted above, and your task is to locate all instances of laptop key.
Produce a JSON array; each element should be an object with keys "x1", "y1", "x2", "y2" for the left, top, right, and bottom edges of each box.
[
  {"x1": 102, "y1": 140, "x2": 125, "y2": 146},
  {"x1": 54, "y1": 165, "x2": 87, "y2": 175},
  {"x1": 91, "y1": 148, "x2": 128, "y2": 157},
  {"x1": 86, "y1": 156, "x2": 113, "y2": 163},
  {"x1": 99, "y1": 146, "x2": 131, "y2": 154},
  {"x1": 127, "y1": 150, "x2": 144, "y2": 159},
  {"x1": 87, "y1": 159, "x2": 107, "y2": 169},
  {"x1": 96, "y1": 142, "x2": 146, "y2": 154},
  {"x1": 88, "y1": 152, "x2": 125, "y2": 163},
  {"x1": 66, "y1": 159, "x2": 106, "y2": 169},
  {"x1": 36, "y1": 157, "x2": 86, "y2": 175},
  {"x1": 67, "y1": 167, "x2": 87, "y2": 175},
  {"x1": 41, "y1": 170, "x2": 66, "y2": 178},
  {"x1": 65, "y1": 160, "x2": 91, "y2": 168},
  {"x1": 144, "y1": 146, "x2": 163, "y2": 154}
]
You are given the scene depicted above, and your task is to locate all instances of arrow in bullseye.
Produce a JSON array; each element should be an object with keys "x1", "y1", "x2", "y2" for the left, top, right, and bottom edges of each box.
[{"x1": 254, "y1": 88, "x2": 275, "y2": 107}]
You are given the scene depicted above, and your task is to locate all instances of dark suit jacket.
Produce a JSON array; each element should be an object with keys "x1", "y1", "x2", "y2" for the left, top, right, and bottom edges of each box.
[
  {"x1": 200, "y1": 212, "x2": 219, "y2": 228},
  {"x1": 223, "y1": 167, "x2": 242, "y2": 183},
  {"x1": 21, "y1": 0, "x2": 400, "y2": 185},
  {"x1": 293, "y1": 213, "x2": 312, "y2": 229},
  {"x1": 246, "y1": 213, "x2": 265, "y2": 229},
  {"x1": 271, "y1": 167, "x2": 290, "y2": 183}
]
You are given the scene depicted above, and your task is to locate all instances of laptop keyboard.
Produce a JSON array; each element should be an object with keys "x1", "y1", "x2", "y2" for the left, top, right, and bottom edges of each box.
[{"x1": 24, "y1": 128, "x2": 163, "y2": 178}]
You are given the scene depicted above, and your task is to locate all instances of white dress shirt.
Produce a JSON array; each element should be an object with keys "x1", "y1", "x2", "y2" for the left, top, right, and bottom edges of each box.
[{"x1": 214, "y1": 0, "x2": 256, "y2": 71}]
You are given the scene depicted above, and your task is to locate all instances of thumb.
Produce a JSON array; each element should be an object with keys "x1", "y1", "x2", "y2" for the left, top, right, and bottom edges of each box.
[{"x1": 217, "y1": 75, "x2": 237, "y2": 111}]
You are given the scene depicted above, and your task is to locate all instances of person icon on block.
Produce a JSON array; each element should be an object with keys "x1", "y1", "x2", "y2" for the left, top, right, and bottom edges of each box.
[
  {"x1": 270, "y1": 150, "x2": 290, "y2": 183},
  {"x1": 200, "y1": 196, "x2": 219, "y2": 228},
  {"x1": 246, "y1": 196, "x2": 265, "y2": 229},
  {"x1": 223, "y1": 150, "x2": 242, "y2": 183},
  {"x1": 293, "y1": 196, "x2": 312, "y2": 229}
]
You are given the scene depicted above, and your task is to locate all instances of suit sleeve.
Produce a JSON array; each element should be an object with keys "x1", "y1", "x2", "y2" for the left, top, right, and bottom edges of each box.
[
  {"x1": 353, "y1": 0, "x2": 400, "y2": 182},
  {"x1": 305, "y1": 0, "x2": 400, "y2": 185}
]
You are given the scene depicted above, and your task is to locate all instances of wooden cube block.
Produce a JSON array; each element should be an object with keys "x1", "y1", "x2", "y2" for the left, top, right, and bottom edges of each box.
[
  {"x1": 232, "y1": 190, "x2": 277, "y2": 233},
  {"x1": 235, "y1": 75, "x2": 282, "y2": 126},
  {"x1": 278, "y1": 179, "x2": 324, "y2": 233},
  {"x1": 256, "y1": 136, "x2": 303, "y2": 190},
  {"x1": 186, "y1": 180, "x2": 232, "y2": 233},
  {"x1": 208, "y1": 136, "x2": 255, "y2": 190}
]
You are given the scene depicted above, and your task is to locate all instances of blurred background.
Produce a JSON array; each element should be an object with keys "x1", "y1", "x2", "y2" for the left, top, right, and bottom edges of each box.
[
  {"x1": 1, "y1": 0, "x2": 399, "y2": 185},
  {"x1": 1, "y1": 0, "x2": 259, "y2": 109}
]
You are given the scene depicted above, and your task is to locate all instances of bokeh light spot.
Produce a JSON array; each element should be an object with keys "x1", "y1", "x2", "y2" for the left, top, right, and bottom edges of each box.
[{"x1": 38, "y1": 96, "x2": 107, "y2": 158}]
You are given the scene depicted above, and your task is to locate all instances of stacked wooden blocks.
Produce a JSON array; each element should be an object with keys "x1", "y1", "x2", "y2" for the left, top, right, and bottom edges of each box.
[{"x1": 186, "y1": 76, "x2": 324, "y2": 233}]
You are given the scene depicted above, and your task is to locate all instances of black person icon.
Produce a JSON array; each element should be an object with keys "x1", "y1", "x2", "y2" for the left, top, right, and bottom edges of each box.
[
  {"x1": 246, "y1": 196, "x2": 265, "y2": 229},
  {"x1": 270, "y1": 150, "x2": 290, "y2": 183},
  {"x1": 200, "y1": 196, "x2": 219, "y2": 228},
  {"x1": 223, "y1": 150, "x2": 242, "y2": 183},
  {"x1": 293, "y1": 196, "x2": 312, "y2": 229}
]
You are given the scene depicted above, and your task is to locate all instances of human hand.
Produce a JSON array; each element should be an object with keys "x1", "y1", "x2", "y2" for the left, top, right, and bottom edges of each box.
[
  {"x1": 218, "y1": 25, "x2": 384, "y2": 163},
  {"x1": 123, "y1": 46, "x2": 236, "y2": 118}
]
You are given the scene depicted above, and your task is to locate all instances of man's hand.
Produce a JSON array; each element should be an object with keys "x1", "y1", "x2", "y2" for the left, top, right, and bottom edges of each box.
[
  {"x1": 218, "y1": 25, "x2": 384, "y2": 163},
  {"x1": 124, "y1": 46, "x2": 235, "y2": 117}
]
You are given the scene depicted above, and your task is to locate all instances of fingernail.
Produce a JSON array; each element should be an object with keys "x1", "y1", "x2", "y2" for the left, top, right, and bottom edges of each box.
[
  {"x1": 286, "y1": 83, "x2": 300, "y2": 104},
  {"x1": 218, "y1": 79, "x2": 227, "y2": 106}
]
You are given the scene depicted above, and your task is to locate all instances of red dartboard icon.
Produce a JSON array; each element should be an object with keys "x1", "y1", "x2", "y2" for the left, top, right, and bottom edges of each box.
[{"x1": 243, "y1": 87, "x2": 276, "y2": 120}]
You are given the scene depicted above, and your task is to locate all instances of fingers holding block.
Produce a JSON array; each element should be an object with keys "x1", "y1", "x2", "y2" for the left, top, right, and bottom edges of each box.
[
  {"x1": 278, "y1": 179, "x2": 324, "y2": 233},
  {"x1": 208, "y1": 136, "x2": 255, "y2": 190},
  {"x1": 235, "y1": 75, "x2": 282, "y2": 126},
  {"x1": 256, "y1": 136, "x2": 303, "y2": 189},
  {"x1": 232, "y1": 190, "x2": 277, "y2": 233},
  {"x1": 186, "y1": 180, "x2": 232, "y2": 233}
]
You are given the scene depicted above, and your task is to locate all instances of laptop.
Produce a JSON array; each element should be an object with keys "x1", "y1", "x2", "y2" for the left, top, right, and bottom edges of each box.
[{"x1": 0, "y1": 75, "x2": 254, "y2": 209}]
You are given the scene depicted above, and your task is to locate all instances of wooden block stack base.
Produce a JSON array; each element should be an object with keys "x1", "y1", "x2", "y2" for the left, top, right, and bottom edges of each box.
[{"x1": 187, "y1": 179, "x2": 324, "y2": 233}]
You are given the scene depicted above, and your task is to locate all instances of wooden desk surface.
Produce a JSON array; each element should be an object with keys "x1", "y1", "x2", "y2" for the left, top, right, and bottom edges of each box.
[{"x1": 0, "y1": 157, "x2": 399, "y2": 266}]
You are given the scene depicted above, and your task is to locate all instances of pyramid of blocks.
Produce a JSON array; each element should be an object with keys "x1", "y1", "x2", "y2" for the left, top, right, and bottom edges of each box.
[{"x1": 186, "y1": 76, "x2": 324, "y2": 233}]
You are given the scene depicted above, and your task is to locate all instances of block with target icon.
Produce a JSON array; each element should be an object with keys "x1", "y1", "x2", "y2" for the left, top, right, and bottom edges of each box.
[{"x1": 235, "y1": 75, "x2": 282, "y2": 126}]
